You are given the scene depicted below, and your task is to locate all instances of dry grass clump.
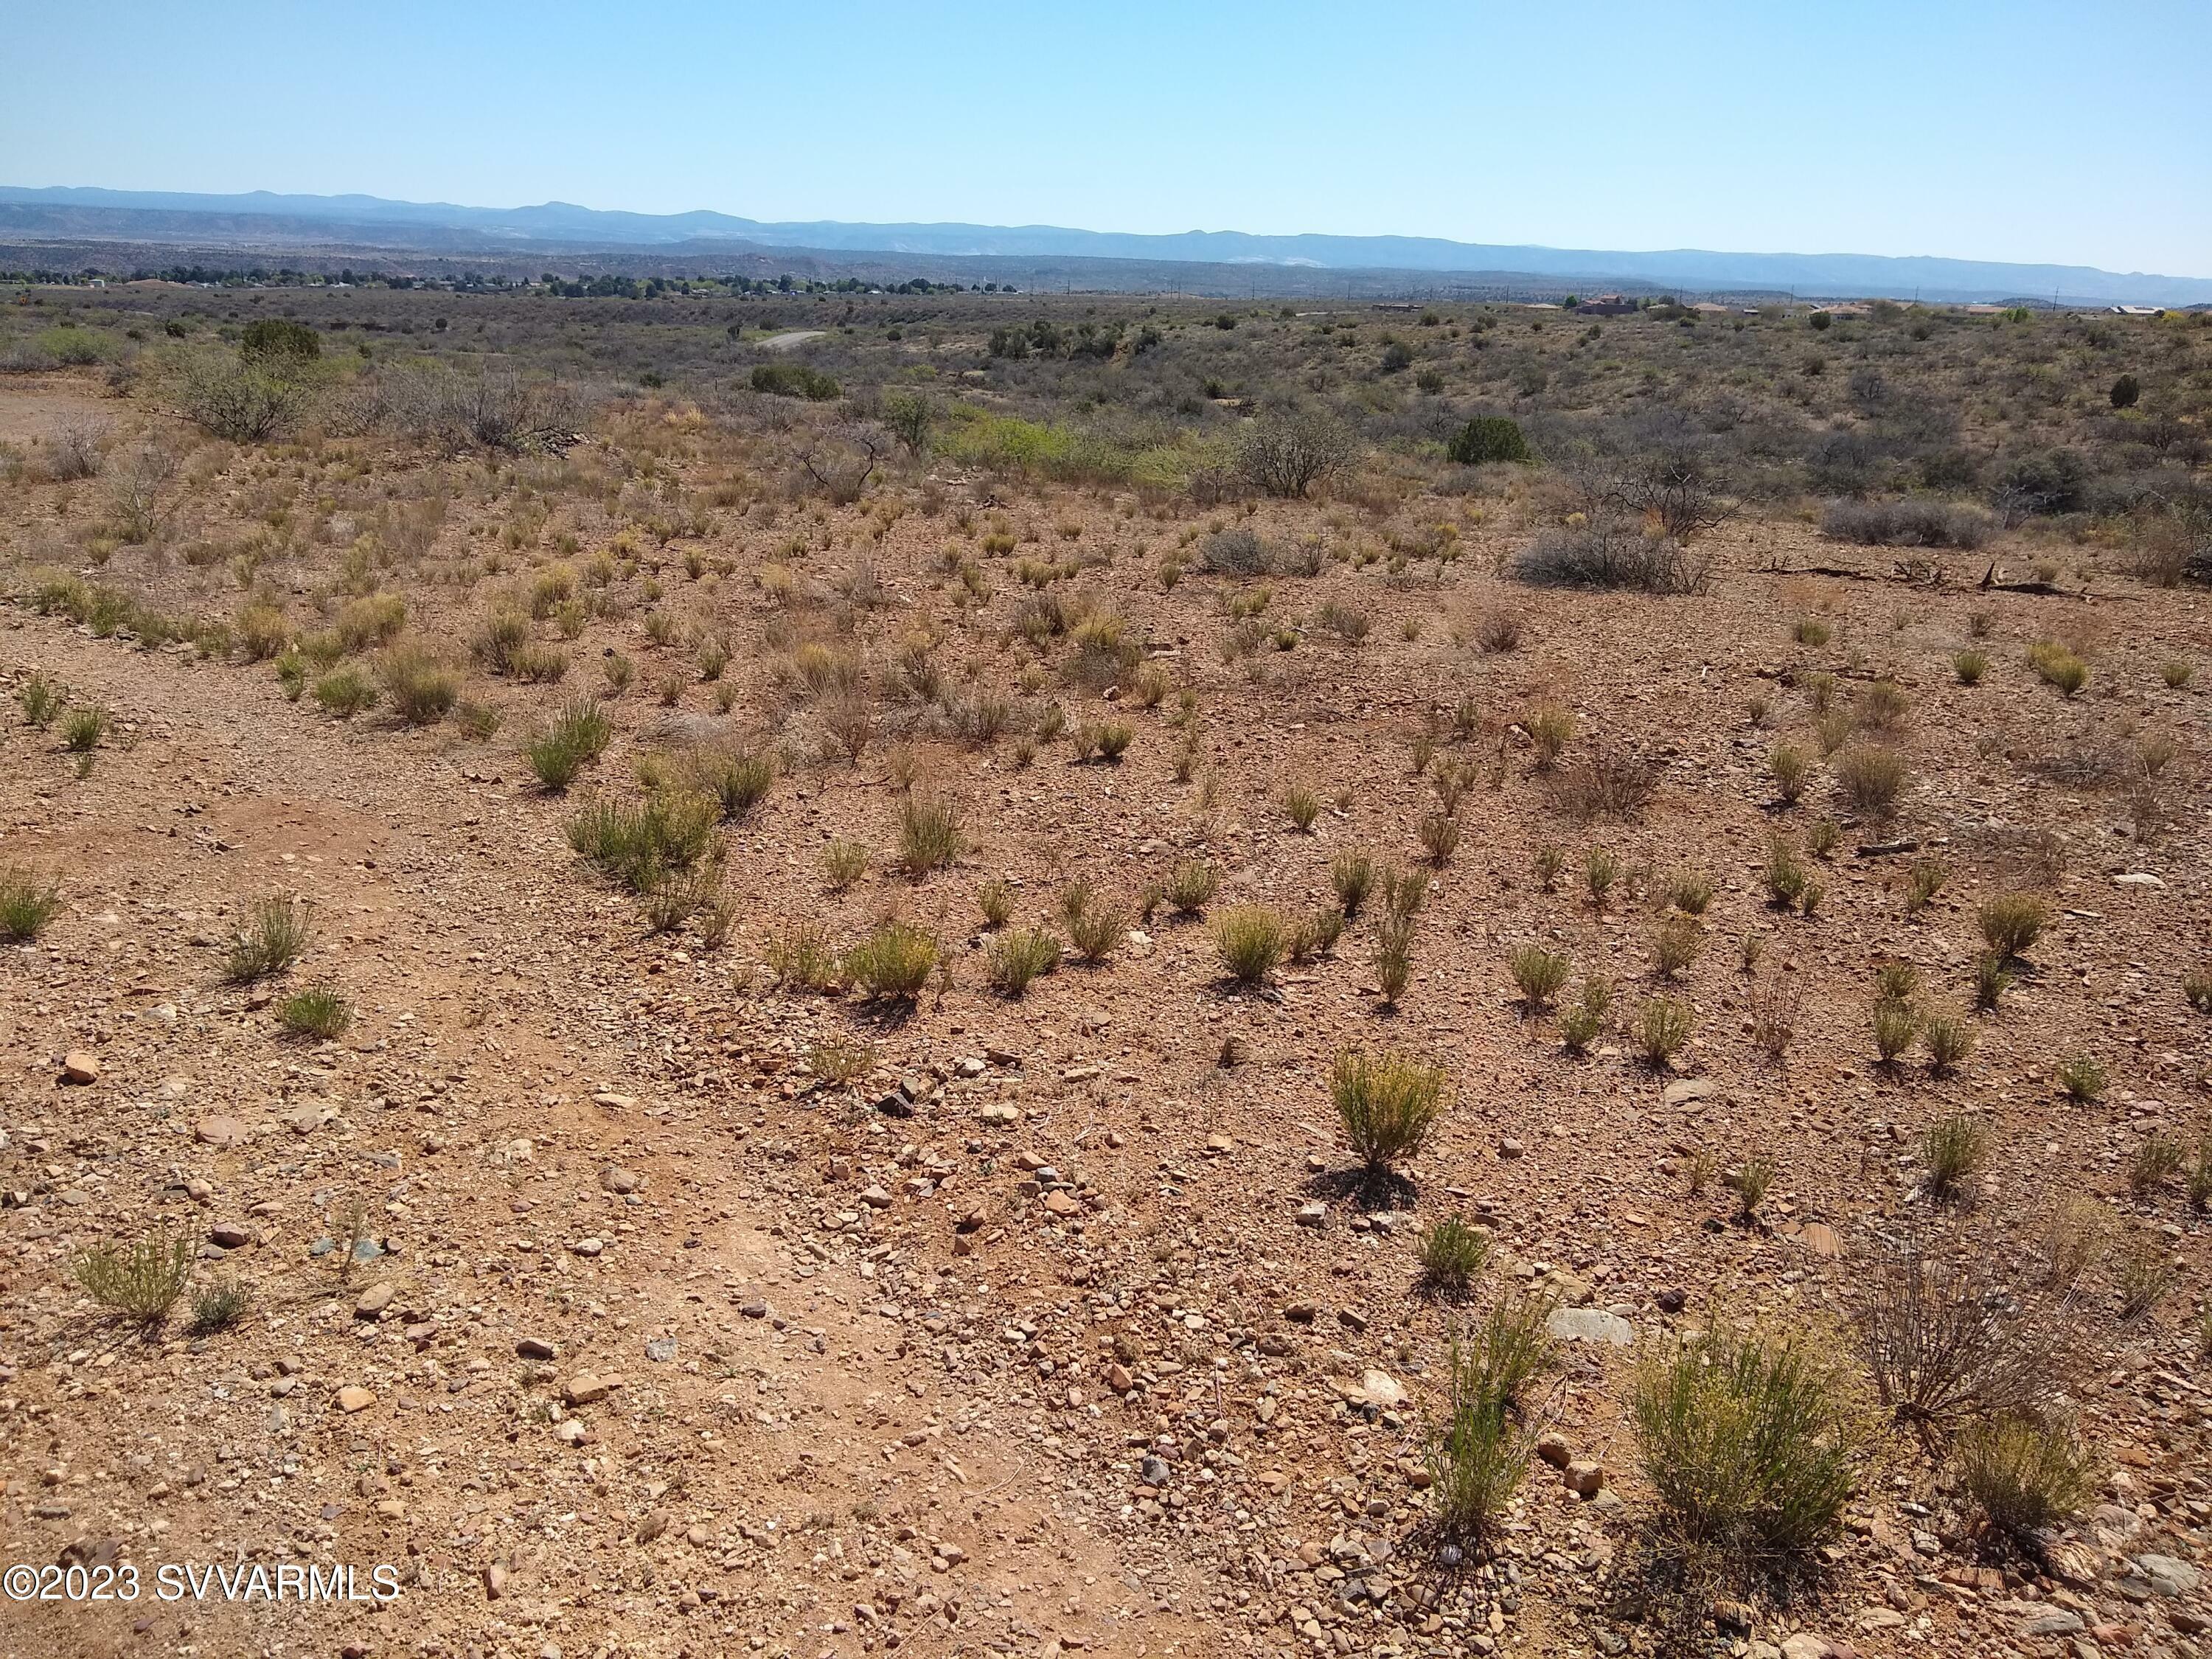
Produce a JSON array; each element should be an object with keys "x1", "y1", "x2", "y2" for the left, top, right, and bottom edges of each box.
[
  {"x1": 2027, "y1": 640, "x2": 2089, "y2": 696},
  {"x1": 1630, "y1": 1322, "x2": 1863, "y2": 1575},
  {"x1": 0, "y1": 864, "x2": 63, "y2": 942},
  {"x1": 1559, "y1": 975, "x2": 1613, "y2": 1054},
  {"x1": 841, "y1": 919, "x2": 938, "y2": 1001},
  {"x1": 312, "y1": 664, "x2": 379, "y2": 718},
  {"x1": 764, "y1": 920, "x2": 838, "y2": 992},
  {"x1": 223, "y1": 894, "x2": 310, "y2": 983},
  {"x1": 1650, "y1": 915, "x2": 1703, "y2": 978},
  {"x1": 376, "y1": 645, "x2": 459, "y2": 726},
  {"x1": 1065, "y1": 888, "x2": 1131, "y2": 963},
  {"x1": 987, "y1": 926, "x2": 1061, "y2": 996},
  {"x1": 1211, "y1": 904, "x2": 1288, "y2": 986},
  {"x1": 1832, "y1": 742, "x2": 1910, "y2": 820},
  {"x1": 1820, "y1": 497, "x2": 1991, "y2": 549},
  {"x1": 189, "y1": 1276, "x2": 253, "y2": 1335},
  {"x1": 1550, "y1": 743, "x2": 1658, "y2": 821},
  {"x1": 70, "y1": 1228, "x2": 194, "y2": 1326},
  {"x1": 1958, "y1": 1414, "x2": 2097, "y2": 1547},
  {"x1": 977, "y1": 876, "x2": 1015, "y2": 928},
  {"x1": 822, "y1": 838, "x2": 870, "y2": 889},
  {"x1": 1332, "y1": 1048, "x2": 1449, "y2": 1173}
]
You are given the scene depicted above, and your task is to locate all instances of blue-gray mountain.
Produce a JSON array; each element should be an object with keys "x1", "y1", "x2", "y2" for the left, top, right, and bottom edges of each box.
[{"x1": 4, "y1": 186, "x2": 2205, "y2": 307}]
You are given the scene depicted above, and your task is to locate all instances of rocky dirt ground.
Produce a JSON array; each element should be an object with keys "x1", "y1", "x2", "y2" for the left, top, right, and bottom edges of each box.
[{"x1": 0, "y1": 371, "x2": 2208, "y2": 1659}]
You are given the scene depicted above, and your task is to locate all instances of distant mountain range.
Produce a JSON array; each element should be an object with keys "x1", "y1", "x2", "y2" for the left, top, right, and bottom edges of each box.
[{"x1": 4, "y1": 185, "x2": 2208, "y2": 307}]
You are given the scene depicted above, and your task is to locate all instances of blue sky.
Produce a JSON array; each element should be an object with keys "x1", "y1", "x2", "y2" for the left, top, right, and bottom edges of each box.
[{"x1": 8, "y1": 0, "x2": 2208, "y2": 275}]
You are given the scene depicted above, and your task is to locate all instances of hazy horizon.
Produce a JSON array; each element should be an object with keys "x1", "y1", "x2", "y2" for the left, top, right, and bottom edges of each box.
[{"x1": 6, "y1": 0, "x2": 2207, "y2": 276}]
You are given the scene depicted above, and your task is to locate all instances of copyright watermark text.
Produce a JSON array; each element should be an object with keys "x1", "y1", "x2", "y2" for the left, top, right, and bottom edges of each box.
[{"x1": 4, "y1": 1561, "x2": 401, "y2": 1604}]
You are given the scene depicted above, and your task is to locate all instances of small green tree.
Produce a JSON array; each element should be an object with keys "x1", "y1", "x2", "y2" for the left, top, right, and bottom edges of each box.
[
  {"x1": 240, "y1": 318, "x2": 321, "y2": 366},
  {"x1": 2110, "y1": 374, "x2": 2140, "y2": 410},
  {"x1": 1447, "y1": 416, "x2": 1530, "y2": 466}
]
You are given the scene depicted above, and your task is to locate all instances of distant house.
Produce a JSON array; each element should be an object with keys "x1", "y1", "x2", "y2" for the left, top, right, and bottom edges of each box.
[
  {"x1": 2110, "y1": 305, "x2": 2163, "y2": 317},
  {"x1": 1572, "y1": 293, "x2": 1637, "y2": 316}
]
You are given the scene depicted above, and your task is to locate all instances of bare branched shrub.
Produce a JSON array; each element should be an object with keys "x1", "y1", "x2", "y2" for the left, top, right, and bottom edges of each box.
[
  {"x1": 1848, "y1": 1237, "x2": 2076, "y2": 1443},
  {"x1": 1549, "y1": 744, "x2": 1659, "y2": 821},
  {"x1": 1512, "y1": 518, "x2": 1710, "y2": 595},
  {"x1": 1821, "y1": 498, "x2": 1992, "y2": 550},
  {"x1": 1236, "y1": 409, "x2": 1356, "y2": 498}
]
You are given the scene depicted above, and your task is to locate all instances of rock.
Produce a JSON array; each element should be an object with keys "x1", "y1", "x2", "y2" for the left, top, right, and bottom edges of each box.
[
  {"x1": 1337, "y1": 1307, "x2": 1368, "y2": 1333},
  {"x1": 1354, "y1": 1370, "x2": 1406, "y2": 1408},
  {"x1": 1780, "y1": 1636, "x2": 1834, "y2": 1659},
  {"x1": 1856, "y1": 1608, "x2": 1907, "y2": 1632},
  {"x1": 1546, "y1": 1307, "x2": 1634, "y2": 1345},
  {"x1": 570, "y1": 1237, "x2": 604, "y2": 1257},
  {"x1": 739, "y1": 1298, "x2": 768, "y2": 1319},
  {"x1": 1535, "y1": 1433, "x2": 1573, "y2": 1469},
  {"x1": 208, "y1": 1224, "x2": 254, "y2": 1250},
  {"x1": 1563, "y1": 1460, "x2": 1604, "y2": 1498},
  {"x1": 2021, "y1": 1612, "x2": 2083, "y2": 1637},
  {"x1": 1106, "y1": 1363, "x2": 1133, "y2": 1393},
  {"x1": 60, "y1": 1051, "x2": 100, "y2": 1085},
  {"x1": 1041, "y1": 1190, "x2": 1079, "y2": 1217},
  {"x1": 859, "y1": 1184, "x2": 894, "y2": 1208},
  {"x1": 600, "y1": 1166, "x2": 640, "y2": 1194},
  {"x1": 1661, "y1": 1078, "x2": 1718, "y2": 1106},
  {"x1": 1498, "y1": 1137, "x2": 1524, "y2": 1158},
  {"x1": 1655, "y1": 1287, "x2": 1688, "y2": 1312},
  {"x1": 353, "y1": 1283, "x2": 394, "y2": 1319},
  {"x1": 2134, "y1": 1554, "x2": 2202, "y2": 1597},
  {"x1": 592, "y1": 1091, "x2": 636, "y2": 1110},
  {"x1": 563, "y1": 1373, "x2": 609, "y2": 1407},
  {"x1": 516, "y1": 1337, "x2": 557, "y2": 1360},
  {"x1": 195, "y1": 1116, "x2": 246, "y2": 1149},
  {"x1": 1204, "y1": 1133, "x2": 1234, "y2": 1155},
  {"x1": 335, "y1": 1385, "x2": 376, "y2": 1414},
  {"x1": 1284, "y1": 1301, "x2": 1318, "y2": 1323},
  {"x1": 1792, "y1": 1222, "x2": 1842, "y2": 1258},
  {"x1": 482, "y1": 1564, "x2": 508, "y2": 1600},
  {"x1": 2112, "y1": 872, "x2": 2165, "y2": 888},
  {"x1": 1295, "y1": 1201, "x2": 1328, "y2": 1228},
  {"x1": 1140, "y1": 1455, "x2": 1171, "y2": 1486},
  {"x1": 644, "y1": 1336, "x2": 677, "y2": 1363}
]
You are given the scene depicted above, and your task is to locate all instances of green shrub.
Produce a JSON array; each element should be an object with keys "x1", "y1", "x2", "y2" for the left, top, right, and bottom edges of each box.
[
  {"x1": 18, "y1": 671, "x2": 66, "y2": 727},
  {"x1": 1332, "y1": 1048, "x2": 1449, "y2": 1172},
  {"x1": 508, "y1": 642, "x2": 568, "y2": 684},
  {"x1": 1559, "y1": 975, "x2": 1612, "y2": 1054},
  {"x1": 70, "y1": 1228, "x2": 193, "y2": 1325},
  {"x1": 1329, "y1": 849, "x2": 1377, "y2": 917},
  {"x1": 1979, "y1": 892, "x2": 2048, "y2": 959},
  {"x1": 1959, "y1": 1414, "x2": 2096, "y2": 1544},
  {"x1": 1212, "y1": 904, "x2": 1288, "y2": 985},
  {"x1": 279, "y1": 982, "x2": 352, "y2": 1039},
  {"x1": 1164, "y1": 859, "x2": 1219, "y2": 915},
  {"x1": 223, "y1": 895, "x2": 310, "y2": 982},
  {"x1": 1446, "y1": 415, "x2": 1530, "y2": 466},
  {"x1": 2027, "y1": 641, "x2": 2087, "y2": 695},
  {"x1": 1872, "y1": 996, "x2": 1924, "y2": 1065},
  {"x1": 822, "y1": 838, "x2": 870, "y2": 889},
  {"x1": 1924, "y1": 1012, "x2": 1973, "y2": 1077},
  {"x1": 566, "y1": 790, "x2": 717, "y2": 894},
  {"x1": 312, "y1": 666, "x2": 379, "y2": 718},
  {"x1": 843, "y1": 919, "x2": 937, "y2": 1000},
  {"x1": 1630, "y1": 1323, "x2": 1862, "y2": 1570},
  {"x1": 1419, "y1": 1216, "x2": 1489, "y2": 1298},
  {"x1": 751, "y1": 361, "x2": 841, "y2": 400},
  {"x1": 240, "y1": 317, "x2": 322, "y2": 365},
  {"x1": 692, "y1": 745, "x2": 774, "y2": 820},
  {"x1": 763, "y1": 920, "x2": 838, "y2": 991},
  {"x1": 987, "y1": 926, "x2": 1061, "y2": 996},
  {"x1": 1954, "y1": 649, "x2": 1989, "y2": 686},
  {"x1": 60, "y1": 703, "x2": 110, "y2": 752},
  {"x1": 2055, "y1": 1052, "x2": 2105, "y2": 1103},
  {"x1": 1920, "y1": 1115, "x2": 1987, "y2": 1201},
  {"x1": 189, "y1": 1276, "x2": 253, "y2": 1335},
  {"x1": 1508, "y1": 944, "x2": 1571, "y2": 1011},
  {"x1": 1426, "y1": 1321, "x2": 1537, "y2": 1548},
  {"x1": 1374, "y1": 914, "x2": 1416, "y2": 1006},
  {"x1": 1637, "y1": 996, "x2": 1693, "y2": 1066},
  {"x1": 0, "y1": 865, "x2": 63, "y2": 942},
  {"x1": 977, "y1": 876, "x2": 1015, "y2": 928},
  {"x1": 2129, "y1": 1135, "x2": 2183, "y2": 1197},
  {"x1": 526, "y1": 700, "x2": 611, "y2": 790},
  {"x1": 334, "y1": 592, "x2": 406, "y2": 653},
  {"x1": 1066, "y1": 894, "x2": 1130, "y2": 963}
]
